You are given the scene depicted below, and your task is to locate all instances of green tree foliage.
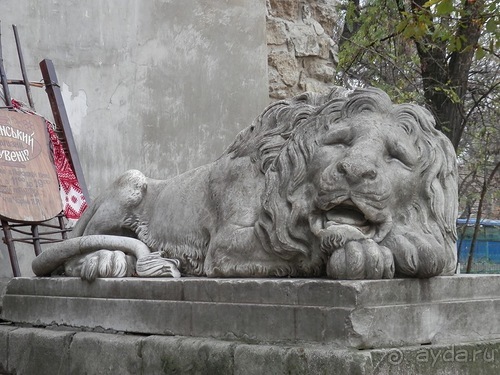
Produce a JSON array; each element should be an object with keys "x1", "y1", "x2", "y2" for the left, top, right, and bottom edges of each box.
[{"x1": 336, "y1": 0, "x2": 499, "y2": 148}]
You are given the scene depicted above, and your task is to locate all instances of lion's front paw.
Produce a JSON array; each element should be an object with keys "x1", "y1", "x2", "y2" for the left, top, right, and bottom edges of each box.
[
  {"x1": 64, "y1": 250, "x2": 136, "y2": 281},
  {"x1": 383, "y1": 233, "x2": 447, "y2": 278},
  {"x1": 326, "y1": 239, "x2": 394, "y2": 279}
]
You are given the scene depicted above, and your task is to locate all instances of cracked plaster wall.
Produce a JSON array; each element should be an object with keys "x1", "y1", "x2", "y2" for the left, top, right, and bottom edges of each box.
[{"x1": 0, "y1": 0, "x2": 268, "y2": 197}]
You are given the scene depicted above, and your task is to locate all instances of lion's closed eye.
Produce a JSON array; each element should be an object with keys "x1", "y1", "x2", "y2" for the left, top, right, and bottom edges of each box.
[
  {"x1": 324, "y1": 128, "x2": 353, "y2": 146},
  {"x1": 385, "y1": 141, "x2": 416, "y2": 169}
]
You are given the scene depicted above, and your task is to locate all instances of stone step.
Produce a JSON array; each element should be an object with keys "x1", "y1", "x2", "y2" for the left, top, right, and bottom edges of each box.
[
  {"x1": 2, "y1": 326, "x2": 500, "y2": 375},
  {"x1": 0, "y1": 277, "x2": 11, "y2": 313},
  {"x1": 5, "y1": 274, "x2": 500, "y2": 306}
]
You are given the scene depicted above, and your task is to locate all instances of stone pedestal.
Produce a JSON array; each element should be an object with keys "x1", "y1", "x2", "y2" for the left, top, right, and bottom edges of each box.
[
  {"x1": 2, "y1": 275, "x2": 500, "y2": 349},
  {"x1": 1, "y1": 275, "x2": 500, "y2": 374}
]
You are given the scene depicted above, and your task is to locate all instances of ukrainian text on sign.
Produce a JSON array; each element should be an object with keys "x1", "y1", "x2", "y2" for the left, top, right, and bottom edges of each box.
[{"x1": 0, "y1": 111, "x2": 62, "y2": 221}]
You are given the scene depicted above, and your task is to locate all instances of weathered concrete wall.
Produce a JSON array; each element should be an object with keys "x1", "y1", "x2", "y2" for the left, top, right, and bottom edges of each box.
[
  {"x1": 266, "y1": 0, "x2": 339, "y2": 100},
  {"x1": 1, "y1": 0, "x2": 268, "y2": 193},
  {"x1": 0, "y1": 0, "x2": 268, "y2": 277}
]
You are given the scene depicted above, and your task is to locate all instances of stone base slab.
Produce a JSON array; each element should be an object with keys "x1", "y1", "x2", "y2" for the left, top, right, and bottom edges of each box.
[
  {"x1": 0, "y1": 326, "x2": 499, "y2": 375},
  {"x1": 1, "y1": 275, "x2": 500, "y2": 349}
]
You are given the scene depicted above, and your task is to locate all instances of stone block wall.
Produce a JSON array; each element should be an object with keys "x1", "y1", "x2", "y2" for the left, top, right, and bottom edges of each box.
[
  {"x1": 266, "y1": 0, "x2": 340, "y2": 100},
  {"x1": 1, "y1": 327, "x2": 499, "y2": 374}
]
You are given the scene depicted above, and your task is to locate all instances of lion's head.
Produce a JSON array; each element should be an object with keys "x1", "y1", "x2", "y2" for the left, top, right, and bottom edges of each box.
[{"x1": 231, "y1": 87, "x2": 458, "y2": 278}]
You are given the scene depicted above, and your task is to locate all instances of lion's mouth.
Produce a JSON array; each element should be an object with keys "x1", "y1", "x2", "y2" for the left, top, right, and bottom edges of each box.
[
  {"x1": 309, "y1": 198, "x2": 393, "y2": 248},
  {"x1": 324, "y1": 200, "x2": 376, "y2": 236},
  {"x1": 326, "y1": 201, "x2": 369, "y2": 227}
]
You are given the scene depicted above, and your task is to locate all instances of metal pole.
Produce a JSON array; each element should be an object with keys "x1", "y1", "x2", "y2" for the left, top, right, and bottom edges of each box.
[
  {"x1": 13, "y1": 24, "x2": 35, "y2": 109},
  {"x1": 1, "y1": 220, "x2": 21, "y2": 277},
  {"x1": 40, "y1": 59, "x2": 91, "y2": 203},
  {"x1": 0, "y1": 21, "x2": 13, "y2": 106}
]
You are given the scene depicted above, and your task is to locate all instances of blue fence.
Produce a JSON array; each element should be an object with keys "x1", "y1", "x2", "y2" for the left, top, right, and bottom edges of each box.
[{"x1": 457, "y1": 219, "x2": 500, "y2": 273}]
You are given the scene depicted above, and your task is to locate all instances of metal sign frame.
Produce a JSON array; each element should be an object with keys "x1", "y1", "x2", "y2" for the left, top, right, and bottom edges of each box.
[{"x1": 0, "y1": 22, "x2": 89, "y2": 276}]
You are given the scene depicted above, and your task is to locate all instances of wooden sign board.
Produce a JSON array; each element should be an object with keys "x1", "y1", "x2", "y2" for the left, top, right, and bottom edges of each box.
[{"x1": 0, "y1": 111, "x2": 62, "y2": 222}]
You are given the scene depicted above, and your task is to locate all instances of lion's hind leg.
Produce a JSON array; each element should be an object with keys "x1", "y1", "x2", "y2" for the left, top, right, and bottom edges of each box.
[
  {"x1": 64, "y1": 250, "x2": 136, "y2": 280},
  {"x1": 65, "y1": 250, "x2": 181, "y2": 281},
  {"x1": 72, "y1": 169, "x2": 148, "y2": 237}
]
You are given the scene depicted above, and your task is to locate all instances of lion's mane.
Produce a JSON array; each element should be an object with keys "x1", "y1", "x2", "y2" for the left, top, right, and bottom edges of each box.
[{"x1": 226, "y1": 87, "x2": 458, "y2": 276}]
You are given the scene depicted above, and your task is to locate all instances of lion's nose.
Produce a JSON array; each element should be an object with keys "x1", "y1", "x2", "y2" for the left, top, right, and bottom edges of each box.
[{"x1": 337, "y1": 161, "x2": 377, "y2": 182}]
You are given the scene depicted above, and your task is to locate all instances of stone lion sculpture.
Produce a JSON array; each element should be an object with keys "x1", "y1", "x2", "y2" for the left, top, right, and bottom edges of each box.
[{"x1": 33, "y1": 87, "x2": 458, "y2": 281}]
